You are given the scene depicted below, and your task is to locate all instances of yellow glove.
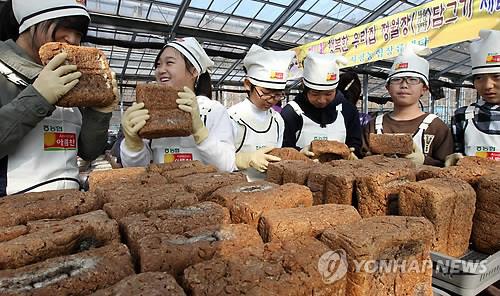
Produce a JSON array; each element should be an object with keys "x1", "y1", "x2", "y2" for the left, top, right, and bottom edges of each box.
[
  {"x1": 235, "y1": 146, "x2": 281, "y2": 172},
  {"x1": 93, "y1": 71, "x2": 119, "y2": 113},
  {"x1": 122, "y1": 102, "x2": 149, "y2": 152},
  {"x1": 300, "y1": 145, "x2": 315, "y2": 157},
  {"x1": 33, "y1": 52, "x2": 81, "y2": 105},
  {"x1": 445, "y1": 153, "x2": 464, "y2": 167},
  {"x1": 404, "y1": 142, "x2": 425, "y2": 166},
  {"x1": 347, "y1": 147, "x2": 358, "y2": 160},
  {"x1": 177, "y1": 86, "x2": 208, "y2": 145}
]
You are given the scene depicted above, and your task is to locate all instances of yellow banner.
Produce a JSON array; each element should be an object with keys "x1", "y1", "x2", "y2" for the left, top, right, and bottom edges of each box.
[{"x1": 292, "y1": 0, "x2": 500, "y2": 69}]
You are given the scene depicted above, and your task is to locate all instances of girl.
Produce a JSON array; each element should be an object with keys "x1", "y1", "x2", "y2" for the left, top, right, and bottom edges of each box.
[
  {"x1": 0, "y1": 0, "x2": 116, "y2": 196},
  {"x1": 120, "y1": 37, "x2": 236, "y2": 172}
]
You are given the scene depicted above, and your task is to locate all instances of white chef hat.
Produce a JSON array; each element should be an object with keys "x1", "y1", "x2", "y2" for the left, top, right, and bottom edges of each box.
[
  {"x1": 470, "y1": 30, "x2": 500, "y2": 75},
  {"x1": 303, "y1": 52, "x2": 348, "y2": 90},
  {"x1": 13, "y1": 0, "x2": 90, "y2": 34},
  {"x1": 387, "y1": 43, "x2": 431, "y2": 86},
  {"x1": 243, "y1": 44, "x2": 295, "y2": 90},
  {"x1": 165, "y1": 37, "x2": 214, "y2": 75}
]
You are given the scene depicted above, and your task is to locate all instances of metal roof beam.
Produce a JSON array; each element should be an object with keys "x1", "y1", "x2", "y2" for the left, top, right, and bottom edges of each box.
[
  {"x1": 168, "y1": 0, "x2": 191, "y2": 39},
  {"x1": 89, "y1": 13, "x2": 295, "y2": 50},
  {"x1": 356, "y1": 0, "x2": 400, "y2": 25},
  {"x1": 215, "y1": 59, "x2": 242, "y2": 87},
  {"x1": 85, "y1": 36, "x2": 245, "y2": 59},
  {"x1": 433, "y1": 56, "x2": 470, "y2": 78},
  {"x1": 259, "y1": 0, "x2": 306, "y2": 45}
]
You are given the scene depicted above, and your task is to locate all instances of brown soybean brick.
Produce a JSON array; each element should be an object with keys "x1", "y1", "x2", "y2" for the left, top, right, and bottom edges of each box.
[
  {"x1": 120, "y1": 202, "x2": 230, "y2": 257},
  {"x1": 88, "y1": 166, "x2": 147, "y2": 191},
  {"x1": 1, "y1": 211, "x2": 120, "y2": 269},
  {"x1": 103, "y1": 191, "x2": 198, "y2": 220},
  {"x1": 267, "y1": 147, "x2": 310, "y2": 161},
  {"x1": 399, "y1": 178, "x2": 476, "y2": 257},
  {"x1": 0, "y1": 225, "x2": 28, "y2": 243},
  {"x1": 136, "y1": 84, "x2": 192, "y2": 138},
  {"x1": 265, "y1": 161, "x2": 287, "y2": 184},
  {"x1": 456, "y1": 156, "x2": 500, "y2": 168},
  {"x1": 0, "y1": 225, "x2": 27, "y2": 242},
  {"x1": 183, "y1": 237, "x2": 344, "y2": 296},
  {"x1": 282, "y1": 160, "x2": 321, "y2": 185},
  {"x1": 175, "y1": 172, "x2": 247, "y2": 201},
  {"x1": 472, "y1": 174, "x2": 500, "y2": 254},
  {"x1": 306, "y1": 163, "x2": 336, "y2": 205},
  {"x1": 416, "y1": 165, "x2": 441, "y2": 181},
  {"x1": 230, "y1": 183, "x2": 313, "y2": 226},
  {"x1": 39, "y1": 42, "x2": 115, "y2": 108},
  {"x1": 356, "y1": 165, "x2": 416, "y2": 217},
  {"x1": 209, "y1": 181, "x2": 278, "y2": 207},
  {"x1": 27, "y1": 210, "x2": 120, "y2": 242},
  {"x1": 368, "y1": 133, "x2": 414, "y2": 155},
  {"x1": 321, "y1": 216, "x2": 434, "y2": 296},
  {"x1": 310, "y1": 140, "x2": 351, "y2": 161},
  {"x1": 139, "y1": 224, "x2": 263, "y2": 276},
  {"x1": 258, "y1": 204, "x2": 361, "y2": 242},
  {"x1": 415, "y1": 165, "x2": 494, "y2": 186},
  {"x1": 147, "y1": 160, "x2": 204, "y2": 174},
  {"x1": 98, "y1": 182, "x2": 186, "y2": 204},
  {"x1": 90, "y1": 272, "x2": 186, "y2": 296},
  {"x1": 323, "y1": 159, "x2": 370, "y2": 205},
  {"x1": 162, "y1": 164, "x2": 218, "y2": 182},
  {"x1": 0, "y1": 189, "x2": 100, "y2": 227},
  {"x1": 0, "y1": 243, "x2": 134, "y2": 296}
]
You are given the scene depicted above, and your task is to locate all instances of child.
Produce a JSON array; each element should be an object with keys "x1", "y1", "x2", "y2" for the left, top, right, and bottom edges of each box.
[{"x1": 363, "y1": 44, "x2": 453, "y2": 166}]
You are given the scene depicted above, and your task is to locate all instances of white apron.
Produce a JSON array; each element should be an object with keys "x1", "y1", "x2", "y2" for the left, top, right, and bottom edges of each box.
[
  {"x1": 6, "y1": 107, "x2": 81, "y2": 195},
  {"x1": 375, "y1": 113, "x2": 437, "y2": 154},
  {"x1": 463, "y1": 105, "x2": 500, "y2": 160},
  {"x1": 151, "y1": 98, "x2": 216, "y2": 164},
  {"x1": 231, "y1": 105, "x2": 282, "y2": 181},
  {"x1": 288, "y1": 101, "x2": 346, "y2": 149}
]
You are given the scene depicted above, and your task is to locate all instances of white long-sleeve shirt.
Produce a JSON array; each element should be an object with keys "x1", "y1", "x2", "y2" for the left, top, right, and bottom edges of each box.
[{"x1": 121, "y1": 96, "x2": 236, "y2": 172}]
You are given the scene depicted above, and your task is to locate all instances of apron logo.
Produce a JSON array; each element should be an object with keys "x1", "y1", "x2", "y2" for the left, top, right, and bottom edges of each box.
[
  {"x1": 44, "y1": 132, "x2": 77, "y2": 151},
  {"x1": 423, "y1": 134, "x2": 435, "y2": 154},
  {"x1": 163, "y1": 148, "x2": 192, "y2": 163},
  {"x1": 75, "y1": 0, "x2": 86, "y2": 5}
]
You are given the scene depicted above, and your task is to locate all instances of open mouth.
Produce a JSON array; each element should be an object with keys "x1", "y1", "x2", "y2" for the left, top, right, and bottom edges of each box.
[{"x1": 159, "y1": 77, "x2": 170, "y2": 83}]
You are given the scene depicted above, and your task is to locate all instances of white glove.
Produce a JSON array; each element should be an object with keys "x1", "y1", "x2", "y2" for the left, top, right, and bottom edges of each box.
[
  {"x1": 235, "y1": 146, "x2": 281, "y2": 172},
  {"x1": 93, "y1": 71, "x2": 119, "y2": 113},
  {"x1": 347, "y1": 147, "x2": 358, "y2": 160},
  {"x1": 122, "y1": 102, "x2": 149, "y2": 152},
  {"x1": 300, "y1": 145, "x2": 315, "y2": 157},
  {"x1": 177, "y1": 86, "x2": 208, "y2": 145},
  {"x1": 33, "y1": 52, "x2": 81, "y2": 105},
  {"x1": 404, "y1": 142, "x2": 425, "y2": 166},
  {"x1": 445, "y1": 152, "x2": 464, "y2": 167}
]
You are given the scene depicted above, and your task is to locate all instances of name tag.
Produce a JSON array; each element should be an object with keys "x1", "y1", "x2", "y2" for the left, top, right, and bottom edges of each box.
[
  {"x1": 475, "y1": 151, "x2": 500, "y2": 161},
  {"x1": 44, "y1": 132, "x2": 77, "y2": 151},
  {"x1": 164, "y1": 153, "x2": 193, "y2": 163}
]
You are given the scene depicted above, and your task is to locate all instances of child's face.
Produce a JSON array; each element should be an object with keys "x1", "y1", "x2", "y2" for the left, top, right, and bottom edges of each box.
[
  {"x1": 474, "y1": 73, "x2": 500, "y2": 105},
  {"x1": 386, "y1": 76, "x2": 428, "y2": 108},
  {"x1": 306, "y1": 89, "x2": 337, "y2": 109},
  {"x1": 155, "y1": 47, "x2": 197, "y2": 90}
]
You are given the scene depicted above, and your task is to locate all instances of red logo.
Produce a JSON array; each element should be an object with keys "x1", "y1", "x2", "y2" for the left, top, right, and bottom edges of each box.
[
  {"x1": 270, "y1": 71, "x2": 284, "y2": 80},
  {"x1": 75, "y1": 0, "x2": 86, "y2": 5},
  {"x1": 486, "y1": 54, "x2": 500, "y2": 63},
  {"x1": 326, "y1": 73, "x2": 337, "y2": 81},
  {"x1": 395, "y1": 63, "x2": 408, "y2": 70}
]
